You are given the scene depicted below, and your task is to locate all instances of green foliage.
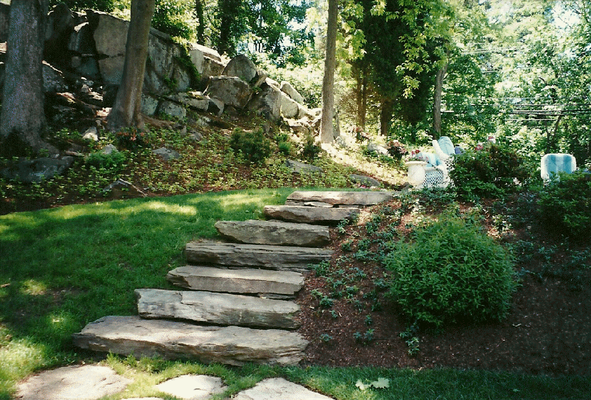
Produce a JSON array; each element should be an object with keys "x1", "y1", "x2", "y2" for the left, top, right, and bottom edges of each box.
[
  {"x1": 85, "y1": 150, "x2": 127, "y2": 172},
  {"x1": 49, "y1": 0, "x2": 115, "y2": 11},
  {"x1": 537, "y1": 171, "x2": 591, "y2": 238},
  {"x1": 384, "y1": 213, "x2": 516, "y2": 328},
  {"x1": 299, "y1": 133, "x2": 323, "y2": 161},
  {"x1": 449, "y1": 144, "x2": 531, "y2": 201},
  {"x1": 114, "y1": 127, "x2": 149, "y2": 151},
  {"x1": 230, "y1": 128, "x2": 272, "y2": 164},
  {"x1": 152, "y1": 0, "x2": 195, "y2": 40}
]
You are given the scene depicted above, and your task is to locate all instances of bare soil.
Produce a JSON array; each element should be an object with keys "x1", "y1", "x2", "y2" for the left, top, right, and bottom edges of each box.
[{"x1": 296, "y1": 197, "x2": 591, "y2": 376}]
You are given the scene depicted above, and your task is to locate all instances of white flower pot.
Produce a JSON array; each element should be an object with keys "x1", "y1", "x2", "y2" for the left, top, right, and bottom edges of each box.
[{"x1": 406, "y1": 161, "x2": 427, "y2": 187}]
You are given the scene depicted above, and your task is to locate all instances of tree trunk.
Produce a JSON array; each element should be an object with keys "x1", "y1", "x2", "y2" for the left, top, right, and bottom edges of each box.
[
  {"x1": 0, "y1": 0, "x2": 56, "y2": 156},
  {"x1": 107, "y1": 0, "x2": 156, "y2": 132},
  {"x1": 195, "y1": 0, "x2": 205, "y2": 44},
  {"x1": 320, "y1": 0, "x2": 338, "y2": 143},
  {"x1": 432, "y1": 63, "x2": 447, "y2": 138},
  {"x1": 379, "y1": 99, "x2": 394, "y2": 136}
]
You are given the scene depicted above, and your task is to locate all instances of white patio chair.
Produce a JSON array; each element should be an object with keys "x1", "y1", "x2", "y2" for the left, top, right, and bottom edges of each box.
[{"x1": 541, "y1": 154, "x2": 577, "y2": 182}]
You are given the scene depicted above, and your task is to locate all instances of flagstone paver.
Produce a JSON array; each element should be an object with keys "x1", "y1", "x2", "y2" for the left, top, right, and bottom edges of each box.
[
  {"x1": 155, "y1": 375, "x2": 226, "y2": 400},
  {"x1": 233, "y1": 378, "x2": 334, "y2": 400},
  {"x1": 16, "y1": 365, "x2": 132, "y2": 400}
]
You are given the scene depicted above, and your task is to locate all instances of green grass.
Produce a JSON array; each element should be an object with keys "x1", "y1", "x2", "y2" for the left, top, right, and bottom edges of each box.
[{"x1": 1, "y1": 189, "x2": 589, "y2": 399}]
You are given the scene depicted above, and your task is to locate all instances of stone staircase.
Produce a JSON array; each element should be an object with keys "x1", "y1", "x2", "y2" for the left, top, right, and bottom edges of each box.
[{"x1": 73, "y1": 190, "x2": 394, "y2": 366}]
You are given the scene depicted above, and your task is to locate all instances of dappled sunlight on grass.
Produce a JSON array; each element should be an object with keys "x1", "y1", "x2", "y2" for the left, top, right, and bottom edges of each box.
[{"x1": 20, "y1": 280, "x2": 47, "y2": 296}]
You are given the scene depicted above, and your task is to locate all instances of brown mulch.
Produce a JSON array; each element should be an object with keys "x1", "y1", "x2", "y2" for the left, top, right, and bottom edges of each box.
[{"x1": 296, "y1": 198, "x2": 591, "y2": 376}]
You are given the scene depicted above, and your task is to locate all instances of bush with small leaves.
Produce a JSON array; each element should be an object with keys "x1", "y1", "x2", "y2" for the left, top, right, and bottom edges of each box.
[
  {"x1": 384, "y1": 213, "x2": 517, "y2": 328},
  {"x1": 537, "y1": 171, "x2": 591, "y2": 238},
  {"x1": 230, "y1": 128, "x2": 272, "y2": 164},
  {"x1": 449, "y1": 144, "x2": 531, "y2": 201}
]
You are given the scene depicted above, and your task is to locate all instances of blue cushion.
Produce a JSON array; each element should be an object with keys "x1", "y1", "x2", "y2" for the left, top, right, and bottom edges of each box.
[
  {"x1": 438, "y1": 136, "x2": 455, "y2": 156},
  {"x1": 419, "y1": 152, "x2": 442, "y2": 167},
  {"x1": 541, "y1": 154, "x2": 577, "y2": 180}
]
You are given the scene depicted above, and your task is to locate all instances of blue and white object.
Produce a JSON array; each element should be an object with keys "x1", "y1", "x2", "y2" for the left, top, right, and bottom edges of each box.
[{"x1": 541, "y1": 154, "x2": 577, "y2": 182}]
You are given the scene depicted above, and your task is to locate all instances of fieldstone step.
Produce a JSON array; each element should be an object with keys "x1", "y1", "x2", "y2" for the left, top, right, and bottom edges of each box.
[
  {"x1": 73, "y1": 315, "x2": 308, "y2": 366},
  {"x1": 185, "y1": 242, "x2": 333, "y2": 272},
  {"x1": 167, "y1": 266, "x2": 304, "y2": 297},
  {"x1": 136, "y1": 289, "x2": 301, "y2": 329},
  {"x1": 263, "y1": 205, "x2": 358, "y2": 225},
  {"x1": 215, "y1": 219, "x2": 330, "y2": 247},
  {"x1": 285, "y1": 190, "x2": 394, "y2": 207}
]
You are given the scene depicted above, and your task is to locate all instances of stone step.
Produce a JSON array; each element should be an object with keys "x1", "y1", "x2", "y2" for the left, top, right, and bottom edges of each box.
[
  {"x1": 73, "y1": 315, "x2": 307, "y2": 366},
  {"x1": 167, "y1": 266, "x2": 304, "y2": 298},
  {"x1": 285, "y1": 190, "x2": 394, "y2": 207},
  {"x1": 215, "y1": 219, "x2": 330, "y2": 247},
  {"x1": 185, "y1": 241, "x2": 333, "y2": 272},
  {"x1": 136, "y1": 289, "x2": 301, "y2": 329},
  {"x1": 263, "y1": 205, "x2": 358, "y2": 225}
]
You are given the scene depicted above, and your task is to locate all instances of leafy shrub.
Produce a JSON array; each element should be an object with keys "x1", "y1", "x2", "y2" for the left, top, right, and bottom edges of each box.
[
  {"x1": 114, "y1": 128, "x2": 149, "y2": 151},
  {"x1": 449, "y1": 144, "x2": 530, "y2": 200},
  {"x1": 300, "y1": 133, "x2": 322, "y2": 161},
  {"x1": 384, "y1": 214, "x2": 516, "y2": 328},
  {"x1": 85, "y1": 150, "x2": 126, "y2": 172},
  {"x1": 230, "y1": 128, "x2": 271, "y2": 164},
  {"x1": 537, "y1": 171, "x2": 591, "y2": 238}
]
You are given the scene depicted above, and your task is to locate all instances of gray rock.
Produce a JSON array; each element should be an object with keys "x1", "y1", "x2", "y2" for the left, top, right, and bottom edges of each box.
[
  {"x1": 247, "y1": 82, "x2": 281, "y2": 122},
  {"x1": 285, "y1": 160, "x2": 324, "y2": 175},
  {"x1": 233, "y1": 378, "x2": 334, "y2": 400},
  {"x1": 350, "y1": 174, "x2": 381, "y2": 188},
  {"x1": 158, "y1": 101, "x2": 187, "y2": 119},
  {"x1": 141, "y1": 93, "x2": 160, "y2": 116},
  {"x1": 153, "y1": 147, "x2": 181, "y2": 161},
  {"x1": 223, "y1": 54, "x2": 258, "y2": 84},
  {"x1": 16, "y1": 365, "x2": 131, "y2": 400},
  {"x1": 263, "y1": 205, "x2": 358, "y2": 225},
  {"x1": 167, "y1": 91, "x2": 209, "y2": 111},
  {"x1": 215, "y1": 219, "x2": 329, "y2": 247},
  {"x1": 188, "y1": 43, "x2": 223, "y2": 77},
  {"x1": 101, "y1": 144, "x2": 118, "y2": 155},
  {"x1": 136, "y1": 289, "x2": 301, "y2": 329},
  {"x1": 82, "y1": 126, "x2": 99, "y2": 142},
  {"x1": 68, "y1": 22, "x2": 94, "y2": 54},
  {"x1": 280, "y1": 92, "x2": 300, "y2": 119},
  {"x1": 156, "y1": 375, "x2": 226, "y2": 400},
  {"x1": 98, "y1": 55, "x2": 125, "y2": 85},
  {"x1": 73, "y1": 315, "x2": 308, "y2": 366},
  {"x1": 90, "y1": 11, "x2": 127, "y2": 58},
  {"x1": 205, "y1": 76, "x2": 252, "y2": 109},
  {"x1": 285, "y1": 190, "x2": 394, "y2": 207},
  {"x1": 1, "y1": 157, "x2": 74, "y2": 183},
  {"x1": 43, "y1": 63, "x2": 68, "y2": 93},
  {"x1": 280, "y1": 81, "x2": 304, "y2": 104},
  {"x1": 167, "y1": 266, "x2": 305, "y2": 297},
  {"x1": 367, "y1": 142, "x2": 388, "y2": 156},
  {"x1": 185, "y1": 242, "x2": 333, "y2": 272}
]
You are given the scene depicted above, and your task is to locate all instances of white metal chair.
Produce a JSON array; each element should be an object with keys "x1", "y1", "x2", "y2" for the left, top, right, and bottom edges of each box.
[{"x1": 541, "y1": 154, "x2": 577, "y2": 182}]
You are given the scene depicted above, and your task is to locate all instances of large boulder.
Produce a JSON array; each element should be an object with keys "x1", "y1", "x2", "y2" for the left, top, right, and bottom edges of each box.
[
  {"x1": 247, "y1": 81, "x2": 282, "y2": 122},
  {"x1": 189, "y1": 43, "x2": 226, "y2": 80},
  {"x1": 1, "y1": 157, "x2": 74, "y2": 183},
  {"x1": 280, "y1": 81, "x2": 304, "y2": 104},
  {"x1": 205, "y1": 76, "x2": 253, "y2": 109},
  {"x1": 280, "y1": 91, "x2": 300, "y2": 119},
  {"x1": 223, "y1": 54, "x2": 258, "y2": 84}
]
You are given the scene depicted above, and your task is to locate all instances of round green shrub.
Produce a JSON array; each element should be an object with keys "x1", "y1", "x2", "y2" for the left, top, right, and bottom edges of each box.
[
  {"x1": 384, "y1": 214, "x2": 516, "y2": 328},
  {"x1": 230, "y1": 128, "x2": 271, "y2": 164},
  {"x1": 450, "y1": 144, "x2": 530, "y2": 201},
  {"x1": 537, "y1": 171, "x2": 591, "y2": 238}
]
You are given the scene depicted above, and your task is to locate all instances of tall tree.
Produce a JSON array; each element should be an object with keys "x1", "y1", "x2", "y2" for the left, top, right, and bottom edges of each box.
[
  {"x1": 0, "y1": 0, "x2": 57, "y2": 156},
  {"x1": 320, "y1": 0, "x2": 338, "y2": 143},
  {"x1": 107, "y1": 0, "x2": 156, "y2": 131}
]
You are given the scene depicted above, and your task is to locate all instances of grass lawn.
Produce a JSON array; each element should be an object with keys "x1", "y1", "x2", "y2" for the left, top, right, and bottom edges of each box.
[{"x1": 0, "y1": 189, "x2": 588, "y2": 400}]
